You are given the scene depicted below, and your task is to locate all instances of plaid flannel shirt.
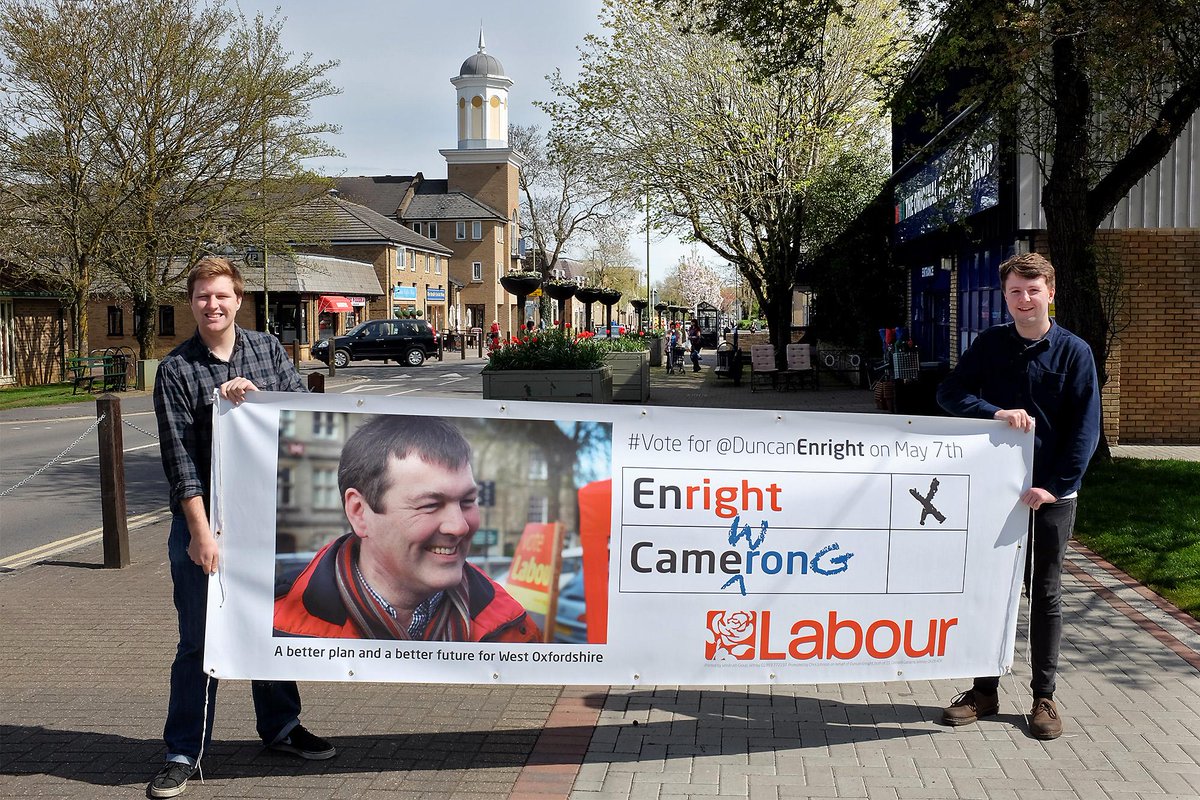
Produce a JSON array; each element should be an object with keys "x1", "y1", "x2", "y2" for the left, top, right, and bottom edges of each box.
[{"x1": 154, "y1": 327, "x2": 306, "y2": 513}]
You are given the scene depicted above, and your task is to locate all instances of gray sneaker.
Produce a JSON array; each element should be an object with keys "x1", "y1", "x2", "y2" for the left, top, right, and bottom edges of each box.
[
  {"x1": 147, "y1": 761, "x2": 194, "y2": 798},
  {"x1": 941, "y1": 688, "x2": 999, "y2": 726}
]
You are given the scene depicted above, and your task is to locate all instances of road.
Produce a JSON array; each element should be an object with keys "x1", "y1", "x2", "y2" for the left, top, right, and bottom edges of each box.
[{"x1": 0, "y1": 356, "x2": 489, "y2": 564}]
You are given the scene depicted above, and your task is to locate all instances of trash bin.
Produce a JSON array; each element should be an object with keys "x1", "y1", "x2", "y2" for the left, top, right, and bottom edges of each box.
[
  {"x1": 714, "y1": 345, "x2": 744, "y2": 386},
  {"x1": 136, "y1": 358, "x2": 160, "y2": 391},
  {"x1": 894, "y1": 361, "x2": 949, "y2": 416}
]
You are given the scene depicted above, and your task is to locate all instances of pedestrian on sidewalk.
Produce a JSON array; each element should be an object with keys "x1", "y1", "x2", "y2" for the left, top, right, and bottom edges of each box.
[
  {"x1": 149, "y1": 257, "x2": 336, "y2": 798},
  {"x1": 688, "y1": 320, "x2": 702, "y2": 372},
  {"x1": 935, "y1": 252, "x2": 1100, "y2": 740}
]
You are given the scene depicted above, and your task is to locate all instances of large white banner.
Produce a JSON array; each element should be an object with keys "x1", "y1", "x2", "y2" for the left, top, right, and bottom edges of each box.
[{"x1": 206, "y1": 392, "x2": 1032, "y2": 685}]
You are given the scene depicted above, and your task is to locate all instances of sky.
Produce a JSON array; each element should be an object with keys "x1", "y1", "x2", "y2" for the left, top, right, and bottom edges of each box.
[{"x1": 235, "y1": 0, "x2": 693, "y2": 284}]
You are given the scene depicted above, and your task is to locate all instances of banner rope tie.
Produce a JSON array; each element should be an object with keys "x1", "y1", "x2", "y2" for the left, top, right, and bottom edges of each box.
[{"x1": 195, "y1": 672, "x2": 212, "y2": 783}]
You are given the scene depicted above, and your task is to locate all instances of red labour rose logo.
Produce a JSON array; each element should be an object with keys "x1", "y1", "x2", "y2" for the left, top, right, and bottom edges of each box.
[{"x1": 705, "y1": 610, "x2": 757, "y2": 660}]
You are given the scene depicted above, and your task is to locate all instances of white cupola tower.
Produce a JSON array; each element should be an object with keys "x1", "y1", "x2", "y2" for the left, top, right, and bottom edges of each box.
[{"x1": 451, "y1": 29, "x2": 512, "y2": 150}]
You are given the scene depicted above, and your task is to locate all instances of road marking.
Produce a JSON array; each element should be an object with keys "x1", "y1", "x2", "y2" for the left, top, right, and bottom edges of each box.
[
  {"x1": 0, "y1": 506, "x2": 171, "y2": 569},
  {"x1": 341, "y1": 384, "x2": 396, "y2": 393},
  {"x1": 60, "y1": 442, "x2": 159, "y2": 465},
  {"x1": 386, "y1": 388, "x2": 423, "y2": 396},
  {"x1": 0, "y1": 410, "x2": 157, "y2": 427}
]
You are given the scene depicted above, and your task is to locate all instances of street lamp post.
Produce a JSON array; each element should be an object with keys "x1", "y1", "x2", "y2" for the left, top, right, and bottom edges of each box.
[{"x1": 644, "y1": 193, "x2": 651, "y2": 326}]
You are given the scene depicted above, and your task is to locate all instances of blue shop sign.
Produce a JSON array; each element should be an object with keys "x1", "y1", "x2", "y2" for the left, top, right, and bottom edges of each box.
[
  {"x1": 426, "y1": 288, "x2": 446, "y2": 302},
  {"x1": 392, "y1": 286, "x2": 417, "y2": 301},
  {"x1": 895, "y1": 132, "x2": 999, "y2": 243}
]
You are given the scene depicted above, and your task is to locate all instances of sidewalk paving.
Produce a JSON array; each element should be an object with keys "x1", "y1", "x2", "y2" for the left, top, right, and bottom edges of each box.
[{"x1": 3, "y1": 364, "x2": 1198, "y2": 799}]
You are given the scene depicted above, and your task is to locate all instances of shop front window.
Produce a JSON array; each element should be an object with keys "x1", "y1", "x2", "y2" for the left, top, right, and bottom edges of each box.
[{"x1": 958, "y1": 248, "x2": 1006, "y2": 353}]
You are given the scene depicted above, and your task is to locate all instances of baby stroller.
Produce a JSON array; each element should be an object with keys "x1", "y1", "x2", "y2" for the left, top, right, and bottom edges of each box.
[{"x1": 667, "y1": 342, "x2": 687, "y2": 374}]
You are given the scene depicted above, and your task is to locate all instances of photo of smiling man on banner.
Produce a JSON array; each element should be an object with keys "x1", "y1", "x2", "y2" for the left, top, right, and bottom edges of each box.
[
  {"x1": 274, "y1": 415, "x2": 541, "y2": 642},
  {"x1": 271, "y1": 413, "x2": 612, "y2": 645}
]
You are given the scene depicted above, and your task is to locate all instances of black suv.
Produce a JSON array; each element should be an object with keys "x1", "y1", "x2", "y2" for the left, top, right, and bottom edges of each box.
[{"x1": 312, "y1": 319, "x2": 438, "y2": 368}]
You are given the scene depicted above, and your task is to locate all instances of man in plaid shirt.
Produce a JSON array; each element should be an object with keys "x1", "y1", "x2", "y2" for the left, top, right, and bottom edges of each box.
[{"x1": 149, "y1": 257, "x2": 335, "y2": 798}]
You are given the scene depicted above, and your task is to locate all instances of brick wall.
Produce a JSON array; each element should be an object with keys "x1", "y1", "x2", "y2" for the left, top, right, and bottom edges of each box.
[
  {"x1": 86, "y1": 296, "x2": 255, "y2": 359},
  {"x1": 1098, "y1": 229, "x2": 1200, "y2": 443}
]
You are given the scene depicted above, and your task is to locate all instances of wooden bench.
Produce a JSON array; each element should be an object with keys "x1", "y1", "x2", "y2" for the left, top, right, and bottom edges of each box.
[{"x1": 66, "y1": 354, "x2": 129, "y2": 394}]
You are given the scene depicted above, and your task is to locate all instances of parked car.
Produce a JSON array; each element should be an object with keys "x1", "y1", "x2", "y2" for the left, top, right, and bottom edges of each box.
[
  {"x1": 466, "y1": 555, "x2": 513, "y2": 580},
  {"x1": 312, "y1": 318, "x2": 438, "y2": 368},
  {"x1": 592, "y1": 322, "x2": 627, "y2": 336}
]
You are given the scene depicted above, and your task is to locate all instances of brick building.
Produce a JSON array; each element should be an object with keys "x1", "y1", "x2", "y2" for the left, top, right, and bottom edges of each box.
[
  {"x1": 892, "y1": 71, "x2": 1199, "y2": 443},
  {"x1": 333, "y1": 32, "x2": 527, "y2": 335}
]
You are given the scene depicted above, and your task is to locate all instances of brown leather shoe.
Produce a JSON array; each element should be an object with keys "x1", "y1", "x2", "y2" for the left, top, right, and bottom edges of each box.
[
  {"x1": 941, "y1": 688, "x2": 999, "y2": 726},
  {"x1": 1030, "y1": 697, "x2": 1063, "y2": 739}
]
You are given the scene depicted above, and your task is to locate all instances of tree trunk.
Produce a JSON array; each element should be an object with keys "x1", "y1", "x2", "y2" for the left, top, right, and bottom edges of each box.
[
  {"x1": 133, "y1": 295, "x2": 157, "y2": 359},
  {"x1": 1042, "y1": 17, "x2": 1111, "y2": 461}
]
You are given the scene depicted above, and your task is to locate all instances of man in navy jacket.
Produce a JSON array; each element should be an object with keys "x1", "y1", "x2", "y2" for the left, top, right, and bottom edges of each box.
[{"x1": 936, "y1": 252, "x2": 1100, "y2": 740}]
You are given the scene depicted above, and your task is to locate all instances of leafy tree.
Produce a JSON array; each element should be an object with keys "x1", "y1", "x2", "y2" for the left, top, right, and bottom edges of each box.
[
  {"x1": 0, "y1": 0, "x2": 340, "y2": 357},
  {"x1": 544, "y1": 0, "x2": 904, "y2": 361},
  {"x1": 694, "y1": 0, "x2": 1200, "y2": 456},
  {"x1": 896, "y1": 0, "x2": 1200, "y2": 458},
  {"x1": 656, "y1": 0, "x2": 848, "y2": 77}
]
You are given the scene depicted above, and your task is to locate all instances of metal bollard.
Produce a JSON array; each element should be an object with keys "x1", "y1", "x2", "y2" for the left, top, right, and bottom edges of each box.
[
  {"x1": 308, "y1": 372, "x2": 325, "y2": 393},
  {"x1": 96, "y1": 395, "x2": 130, "y2": 568}
]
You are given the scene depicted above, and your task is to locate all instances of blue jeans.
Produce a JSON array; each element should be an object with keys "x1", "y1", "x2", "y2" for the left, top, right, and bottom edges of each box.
[
  {"x1": 974, "y1": 498, "x2": 1077, "y2": 699},
  {"x1": 164, "y1": 514, "x2": 301, "y2": 763}
]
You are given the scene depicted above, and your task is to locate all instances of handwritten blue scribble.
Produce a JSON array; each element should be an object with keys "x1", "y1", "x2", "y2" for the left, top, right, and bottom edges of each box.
[
  {"x1": 811, "y1": 542, "x2": 854, "y2": 575},
  {"x1": 722, "y1": 515, "x2": 770, "y2": 594},
  {"x1": 721, "y1": 574, "x2": 747, "y2": 595},
  {"x1": 727, "y1": 515, "x2": 769, "y2": 549}
]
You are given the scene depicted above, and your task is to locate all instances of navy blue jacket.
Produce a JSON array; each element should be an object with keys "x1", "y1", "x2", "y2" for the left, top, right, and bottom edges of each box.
[{"x1": 936, "y1": 321, "x2": 1100, "y2": 498}]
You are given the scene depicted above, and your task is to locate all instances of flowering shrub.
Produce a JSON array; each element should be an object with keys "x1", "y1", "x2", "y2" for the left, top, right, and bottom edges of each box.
[
  {"x1": 484, "y1": 327, "x2": 606, "y2": 371},
  {"x1": 595, "y1": 333, "x2": 651, "y2": 353}
]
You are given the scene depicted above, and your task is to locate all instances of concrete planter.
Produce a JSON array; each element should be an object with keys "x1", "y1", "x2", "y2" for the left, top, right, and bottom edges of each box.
[
  {"x1": 605, "y1": 351, "x2": 650, "y2": 403},
  {"x1": 481, "y1": 366, "x2": 613, "y2": 403}
]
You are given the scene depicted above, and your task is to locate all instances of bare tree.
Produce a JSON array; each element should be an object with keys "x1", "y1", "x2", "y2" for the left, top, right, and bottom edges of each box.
[
  {"x1": 511, "y1": 122, "x2": 625, "y2": 321},
  {"x1": 0, "y1": 0, "x2": 341, "y2": 357},
  {"x1": 0, "y1": 0, "x2": 120, "y2": 353}
]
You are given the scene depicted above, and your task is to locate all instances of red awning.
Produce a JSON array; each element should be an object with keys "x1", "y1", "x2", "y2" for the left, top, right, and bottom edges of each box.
[{"x1": 317, "y1": 295, "x2": 354, "y2": 313}]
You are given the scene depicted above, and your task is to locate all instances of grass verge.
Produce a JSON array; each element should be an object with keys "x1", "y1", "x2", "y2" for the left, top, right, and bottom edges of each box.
[
  {"x1": 1076, "y1": 457, "x2": 1200, "y2": 618},
  {"x1": 0, "y1": 383, "x2": 96, "y2": 411}
]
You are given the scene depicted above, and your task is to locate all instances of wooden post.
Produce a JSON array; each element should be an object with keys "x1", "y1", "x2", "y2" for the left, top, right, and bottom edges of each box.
[
  {"x1": 291, "y1": 340, "x2": 300, "y2": 367},
  {"x1": 477, "y1": 334, "x2": 484, "y2": 359},
  {"x1": 96, "y1": 395, "x2": 130, "y2": 568},
  {"x1": 308, "y1": 372, "x2": 325, "y2": 393}
]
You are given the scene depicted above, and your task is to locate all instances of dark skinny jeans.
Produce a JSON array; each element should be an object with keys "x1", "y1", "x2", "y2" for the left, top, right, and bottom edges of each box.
[{"x1": 974, "y1": 498, "x2": 1077, "y2": 700}]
